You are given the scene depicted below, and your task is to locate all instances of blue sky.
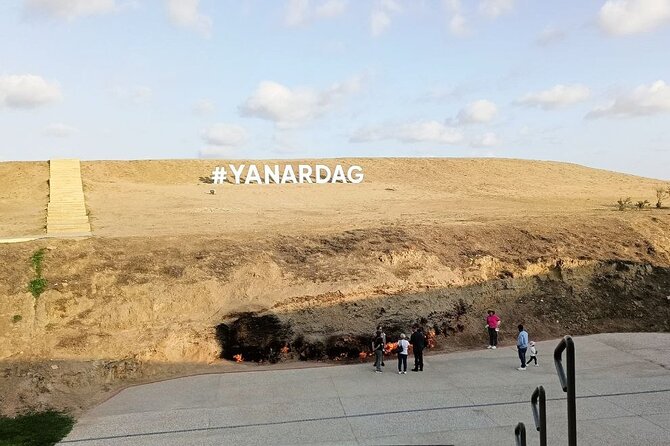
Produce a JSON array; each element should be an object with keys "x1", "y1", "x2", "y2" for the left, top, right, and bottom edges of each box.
[{"x1": 1, "y1": 0, "x2": 669, "y2": 179}]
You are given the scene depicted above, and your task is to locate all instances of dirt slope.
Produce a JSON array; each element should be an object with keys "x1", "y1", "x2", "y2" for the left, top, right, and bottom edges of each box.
[
  {"x1": 0, "y1": 158, "x2": 669, "y2": 416},
  {"x1": 78, "y1": 158, "x2": 667, "y2": 237},
  {"x1": 0, "y1": 161, "x2": 48, "y2": 237}
]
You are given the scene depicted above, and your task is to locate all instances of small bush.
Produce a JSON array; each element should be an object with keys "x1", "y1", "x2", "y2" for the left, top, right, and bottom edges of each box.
[
  {"x1": 616, "y1": 197, "x2": 631, "y2": 211},
  {"x1": 12, "y1": 315, "x2": 22, "y2": 323},
  {"x1": 0, "y1": 410, "x2": 74, "y2": 446},
  {"x1": 30, "y1": 248, "x2": 46, "y2": 277},
  {"x1": 635, "y1": 200, "x2": 650, "y2": 210},
  {"x1": 27, "y1": 248, "x2": 48, "y2": 298},
  {"x1": 28, "y1": 278, "x2": 48, "y2": 298}
]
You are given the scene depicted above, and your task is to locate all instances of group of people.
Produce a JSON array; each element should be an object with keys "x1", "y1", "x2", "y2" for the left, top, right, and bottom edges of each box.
[
  {"x1": 486, "y1": 309, "x2": 538, "y2": 370},
  {"x1": 371, "y1": 309, "x2": 539, "y2": 374},
  {"x1": 371, "y1": 325, "x2": 426, "y2": 374}
]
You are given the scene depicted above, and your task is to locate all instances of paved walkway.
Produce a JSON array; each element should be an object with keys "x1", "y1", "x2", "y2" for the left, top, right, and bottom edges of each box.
[
  {"x1": 47, "y1": 159, "x2": 91, "y2": 235},
  {"x1": 61, "y1": 333, "x2": 670, "y2": 445}
]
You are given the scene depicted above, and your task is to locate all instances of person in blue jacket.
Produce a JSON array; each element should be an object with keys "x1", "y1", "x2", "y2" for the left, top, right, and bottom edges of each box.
[{"x1": 516, "y1": 324, "x2": 529, "y2": 371}]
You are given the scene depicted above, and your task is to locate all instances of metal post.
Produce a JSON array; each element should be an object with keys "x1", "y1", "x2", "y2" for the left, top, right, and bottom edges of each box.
[
  {"x1": 554, "y1": 336, "x2": 576, "y2": 446},
  {"x1": 515, "y1": 422, "x2": 527, "y2": 446},
  {"x1": 531, "y1": 386, "x2": 547, "y2": 446}
]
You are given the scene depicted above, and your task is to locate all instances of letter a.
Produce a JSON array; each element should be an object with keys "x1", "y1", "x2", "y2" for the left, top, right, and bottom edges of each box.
[
  {"x1": 245, "y1": 165, "x2": 262, "y2": 184},
  {"x1": 281, "y1": 165, "x2": 297, "y2": 183},
  {"x1": 331, "y1": 165, "x2": 346, "y2": 183}
]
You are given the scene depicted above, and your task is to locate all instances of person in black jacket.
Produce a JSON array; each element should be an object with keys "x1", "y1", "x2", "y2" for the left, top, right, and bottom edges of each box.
[
  {"x1": 373, "y1": 331, "x2": 384, "y2": 373},
  {"x1": 409, "y1": 325, "x2": 426, "y2": 371}
]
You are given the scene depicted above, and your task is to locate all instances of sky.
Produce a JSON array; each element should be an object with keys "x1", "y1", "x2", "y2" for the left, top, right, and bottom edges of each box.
[{"x1": 0, "y1": 0, "x2": 669, "y2": 179}]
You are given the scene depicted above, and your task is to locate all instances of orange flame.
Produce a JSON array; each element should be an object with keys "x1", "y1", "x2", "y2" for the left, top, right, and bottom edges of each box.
[
  {"x1": 426, "y1": 329, "x2": 436, "y2": 349},
  {"x1": 233, "y1": 354, "x2": 243, "y2": 363},
  {"x1": 280, "y1": 345, "x2": 289, "y2": 354},
  {"x1": 384, "y1": 342, "x2": 399, "y2": 354},
  {"x1": 358, "y1": 351, "x2": 368, "y2": 361}
]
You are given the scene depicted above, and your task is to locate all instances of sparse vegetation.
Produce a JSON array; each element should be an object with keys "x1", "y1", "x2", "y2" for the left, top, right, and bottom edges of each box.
[
  {"x1": 30, "y1": 248, "x2": 46, "y2": 277},
  {"x1": 655, "y1": 188, "x2": 665, "y2": 208},
  {"x1": 0, "y1": 410, "x2": 74, "y2": 446},
  {"x1": 616, "y1": 197, "x2": 632, "y2": 211},
  {"x1": 28, "y1": 278, "x2": 48, "y2": 298},
  {"x1": 635, "y1": 200, "x2": 650, "y2": 210},
  {"x1": 12, "y1": 315, "x2": 22, "y2": 323},
  {"x1": 28, "y1": 248, "x2": 47, "y2": 298},
  {"x1": 656, "y1": 186, "x2": 670, "y2": 208}
]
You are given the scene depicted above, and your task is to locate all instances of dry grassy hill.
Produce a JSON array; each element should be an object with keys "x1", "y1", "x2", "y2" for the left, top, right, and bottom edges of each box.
[
  {"x1": 77, "y1": 158, "x2": 666, "y2": 237},
  {"x1": 0, "y1": 158, "x2": 669, "y2": 416}
]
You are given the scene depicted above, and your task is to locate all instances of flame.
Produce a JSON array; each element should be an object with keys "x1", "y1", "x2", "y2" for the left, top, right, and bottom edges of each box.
[
  {"x1": 233, "y1": 354, "x2": 243, "y2": 363},
  {"x1": 358, "y1": 351, "x2": 368, "y2": 361},
  {"x1": 426, "y1": 329, "x2": 436, "y2": 349},
  {"x1": 384, "y1": 342, "x2": 399, "y2": 354},
  {"x1": 280, "y1": 345, "x2": 289, "y2": 354}
]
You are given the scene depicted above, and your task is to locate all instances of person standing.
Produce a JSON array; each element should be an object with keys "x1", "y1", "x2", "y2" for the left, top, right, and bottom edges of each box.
[
  {"x1": 410, "y1": 326, "x2": 426, "y2": 371},
  {"x1": 516, "y1": 324, "x2": 529, "y2": 371},
  {"x1": 373, "y1": 331, "x2": 384, "y2": 373},
  {"x1": 397, "y1": 333, "x2": 410, "y2": 374},
  {"x1": 486, "y1": 310, "x2": 501, "y2": 349},
  {"x1": 372, "y1": 325, "x2": 387, "y2": 367}
]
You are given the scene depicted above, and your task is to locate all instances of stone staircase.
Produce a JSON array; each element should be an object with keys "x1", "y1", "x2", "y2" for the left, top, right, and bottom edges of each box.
[{"x1": 47, "y1": 159, "x2": 91, "y2": 235}]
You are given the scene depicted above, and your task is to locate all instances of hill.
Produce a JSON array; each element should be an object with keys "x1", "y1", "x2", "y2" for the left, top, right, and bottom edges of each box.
[{"x1": 0, "y1": 158, "x2": 669, "y2": 416}]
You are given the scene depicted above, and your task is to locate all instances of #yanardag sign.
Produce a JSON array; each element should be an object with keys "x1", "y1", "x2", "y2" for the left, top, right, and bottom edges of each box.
[{"x1": 211, "y1": 164, "x2": 364, "y2": 185}]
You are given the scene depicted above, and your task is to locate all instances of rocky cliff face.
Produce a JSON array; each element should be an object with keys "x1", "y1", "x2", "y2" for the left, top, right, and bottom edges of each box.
[{"x1": 2, "y1": 215, "x2": 668, "y2": 365}]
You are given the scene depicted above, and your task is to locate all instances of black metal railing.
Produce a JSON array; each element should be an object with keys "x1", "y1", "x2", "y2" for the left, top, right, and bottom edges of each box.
[
  {"x1": 554, "y1": 335, "x2": 576, "y2": 446},
  {"x1": 515, "y1": 422, "x2": 527, "y2": 446},
  {"x1": 513, "y1": 335, "x2": 576, "y2": 445},
  {"x1": 531, "y1": 386, "x2": 546, "y2": 446}
]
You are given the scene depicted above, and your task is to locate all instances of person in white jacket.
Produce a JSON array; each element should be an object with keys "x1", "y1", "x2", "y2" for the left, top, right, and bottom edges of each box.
[
  {"x1": 397, "y1": 333, "x2": 410, "y2": 374},
  {"x1": 526, "y1": 341, "x2": 539, "y2": 367}
]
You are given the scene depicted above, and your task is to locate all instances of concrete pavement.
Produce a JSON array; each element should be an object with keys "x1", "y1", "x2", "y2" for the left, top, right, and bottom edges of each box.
[{"x1": 60, "y1": 333, "x2": 670, "y2": 445}]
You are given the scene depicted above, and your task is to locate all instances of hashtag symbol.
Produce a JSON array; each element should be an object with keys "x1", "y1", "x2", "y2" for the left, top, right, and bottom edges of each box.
[{"x1": 211, "y1": 166, "x2": 226, "y2": 184}]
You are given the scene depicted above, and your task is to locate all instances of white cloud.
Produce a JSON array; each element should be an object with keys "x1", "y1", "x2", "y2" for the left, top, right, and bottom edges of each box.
[
  {"x1": 351, "y1": 120, "x2": 463, "y2": 145},
  {"x1": 0, "y1": 74, "x2": 62, "y2": 109},
  {"x1": 449, "y1": 13, "x2": 469, "y2": 36},
  {"x1": 518, "y1": 84, "x2": 591, "y2": 109},
  {"x1": 114, "y1": 85, "x2": 152, "y2": 104},
  {"x1": 599, "y1": 0, "x2": 670, "y2": 35},
  {"x1": 43, "y1": 123, "x2": 78, "y2": 137},
  {"x1": 193, "y1": 99, "x2": 215, "y2": 115},
  {"x1": 419, "y1": 85, "x2": 468, "y2": 103},
  {"x1": 284, "y1": 0, "x2": 347, "y2": 27},
  {"x1": 315, "y1": 0, "x2": 347, "y2": 18},
  {"x1": 443, "y1": 0, "x2": 469, "y2": 37},
  {"x1": 166, "y1": 0, "x2": 212, "y2": 37},
  {"x1": 479, "y1": 0, "x2": 515, "y2": 18},
  {"x1": 457, "y1": 99, "x2": 497, "y2": 124},
  {"x1": 371, "y1": 0, "x2": 402, "y2": 37},
  {"x1": 202, "y1": 123, "x2": 247, "y2": 146},
  {"x1": 24, "y1": 0, "x2": 117, "y2": 20},
  {"x1": 587, "y1": 80, "x2": 670, "y2": 118},
  {"x1": 199, "y1": 147, "x2": 236, "y2": 158},
  {"x1": 397, "y1": 121, "x2": 463, "y2": 144},
  {"x1": 536, "y1": 26, "x2": 566, "y2": 46},
  {"x1": 239, "y1": 76, "x2": 363, "y2": 127},
  {"x1": 471, "y1": 132, "x2": 500, "y2": 147},
  {"x1": 284, "y1": 0, "x2": 310, "y2": 26}
]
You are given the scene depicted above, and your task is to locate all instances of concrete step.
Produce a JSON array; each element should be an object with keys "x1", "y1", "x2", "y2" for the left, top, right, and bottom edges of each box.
[
  {"x1": 47, "y1": 218, "x2": 90, "y2": 224},
  {"x1": 48, "y1": 159, "x2": 92, "y2": 236}
]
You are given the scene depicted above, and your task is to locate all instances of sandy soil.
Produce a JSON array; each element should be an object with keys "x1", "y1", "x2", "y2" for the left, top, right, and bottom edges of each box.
[
  {"x1": 0, "y1": 161, "x2": 48, "y2": 237},
  {"x1": 0, "y1": 158, "x2": 669, "y2": 417},
  {"x1": 78, "y1": 158, "x2": 668, "y2": 237}
]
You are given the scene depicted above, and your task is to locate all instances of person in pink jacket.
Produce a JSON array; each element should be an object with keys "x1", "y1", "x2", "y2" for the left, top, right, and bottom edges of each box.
[{"x1": 486, "y1": 309, "x2": 501, "y2": 349}]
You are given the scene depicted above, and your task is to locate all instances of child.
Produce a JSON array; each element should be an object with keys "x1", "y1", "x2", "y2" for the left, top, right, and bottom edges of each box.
[{"x1": 526, "y1": 341, "x2": 539, "y2": 367}]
